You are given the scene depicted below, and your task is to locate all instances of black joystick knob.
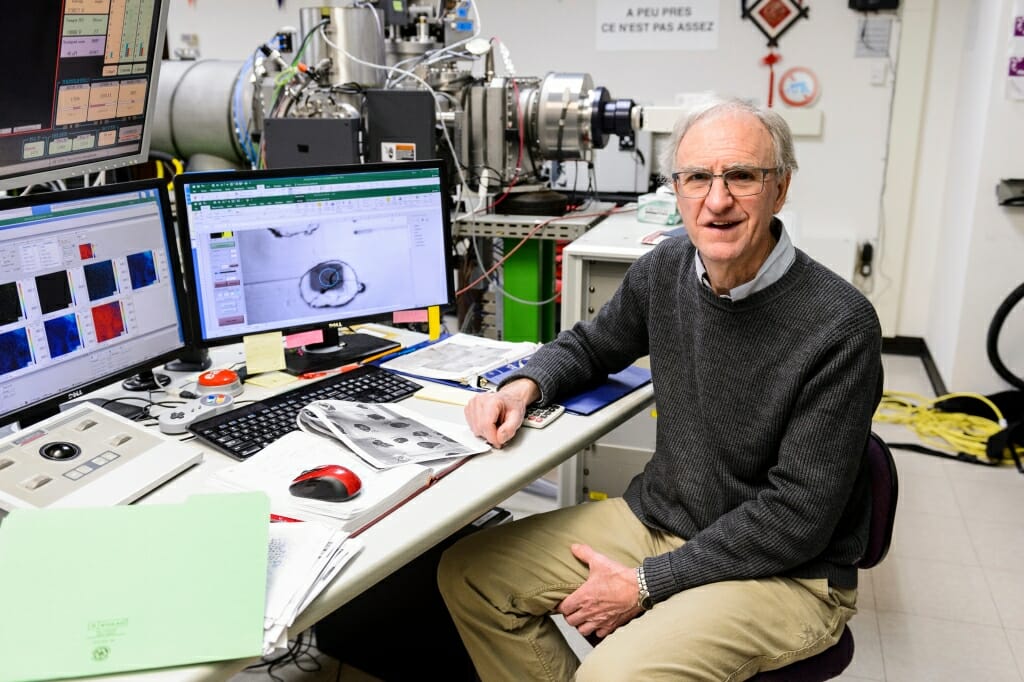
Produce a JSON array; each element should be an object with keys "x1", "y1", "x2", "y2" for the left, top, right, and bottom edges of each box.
[{"x1": 39, "y1": 441, "x2": 81, "y2": 461}]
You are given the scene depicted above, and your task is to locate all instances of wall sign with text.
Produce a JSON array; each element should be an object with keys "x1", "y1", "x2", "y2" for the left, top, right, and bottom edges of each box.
[{"x1": 595, "y1": 0, "x2": 720, "y2": 51}]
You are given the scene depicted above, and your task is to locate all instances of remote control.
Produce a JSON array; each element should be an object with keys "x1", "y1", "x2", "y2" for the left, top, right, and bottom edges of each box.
[
  {"x1": 158, "y1": 393, "x2": 235, "y2": 435},
  {"x1": 522, "y1": 403, "x2": 565, "y2": 429}
]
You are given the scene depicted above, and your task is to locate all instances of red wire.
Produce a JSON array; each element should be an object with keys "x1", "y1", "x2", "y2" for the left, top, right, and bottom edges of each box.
[{"x1": 456, "y1": 205, "x2": 637, "y2": 297}]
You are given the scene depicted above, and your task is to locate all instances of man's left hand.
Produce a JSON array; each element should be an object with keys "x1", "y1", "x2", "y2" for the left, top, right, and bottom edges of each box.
[{"x1": 557, "y1": 543, "x2": 643, "y2": 639}]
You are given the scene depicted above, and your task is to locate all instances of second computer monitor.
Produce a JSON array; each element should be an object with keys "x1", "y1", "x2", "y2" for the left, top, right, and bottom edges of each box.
[
  {"x1": 174, "y1": 161, "x2": 454, "y2": 370},
  {"x1": 0, "y1": 179, "x2": 187, "y2": 426}
]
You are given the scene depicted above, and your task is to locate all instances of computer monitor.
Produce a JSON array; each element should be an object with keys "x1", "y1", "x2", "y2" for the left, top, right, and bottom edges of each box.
[
  {"x1": 0, "y1": 179, "x2": 188, "y2": 427},
  {"x1": 0, "y1": 0, "x2": 170, "y2": 191},
  {"x1": 174, "y1": 160, "x2": 455, "y2": 374}
]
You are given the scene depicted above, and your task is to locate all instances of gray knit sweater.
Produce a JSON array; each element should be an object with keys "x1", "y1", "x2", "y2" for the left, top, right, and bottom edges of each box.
[{"x1": 512, "y1": 234, "x2": 883, "y2": 602}]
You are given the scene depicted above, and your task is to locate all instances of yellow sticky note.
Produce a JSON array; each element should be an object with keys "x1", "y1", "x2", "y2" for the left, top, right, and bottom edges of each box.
[
  {"x1": 428, "y1": 305, "x2": 441, "y2": 340},
  {"x1": 245, "y1": 371, "x2": 299, "y2": 389},
  {"x1": 242, "y1": 332, "x2": 286, "y2": 374}
]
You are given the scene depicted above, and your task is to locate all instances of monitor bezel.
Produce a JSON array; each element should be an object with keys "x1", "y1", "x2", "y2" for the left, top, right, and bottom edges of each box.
[
  {"x1": 173, "y1": 159, "x2": 456, "y2": 350},
  {"x1": 0, "y1": 0, "x2": 171, "y2": 192},
  {"x1": 0, "y1": 178, "x2": 190, "y2": 427}
]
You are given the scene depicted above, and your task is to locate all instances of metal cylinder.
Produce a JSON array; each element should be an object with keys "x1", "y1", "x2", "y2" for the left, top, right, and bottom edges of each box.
[
  {"x1": 150, "y1": 59, "x2": 248, "y2": 163},
  {"x1": 530, "y1": 73, "x2": 595, "y2": 161},
  {"x1": 298, "y1": 7, "x2": 329, "y2": 67},
  {"x1": 321, "y1": 6, "x2": 386, "y2": 87}
]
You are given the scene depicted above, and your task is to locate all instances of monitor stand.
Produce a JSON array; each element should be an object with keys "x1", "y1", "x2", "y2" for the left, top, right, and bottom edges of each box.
[
  {"x1": 164, "y1": 346, "x2": 212, "y2": 372},
  {"x1": 284, "y1": 331, "x2": 400, "y2": 375}
]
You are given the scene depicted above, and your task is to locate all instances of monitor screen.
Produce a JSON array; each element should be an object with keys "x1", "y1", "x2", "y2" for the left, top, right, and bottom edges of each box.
[
  {"x1": 0, "y1": 0, "x2": 170, "y2": 191},
  {"x1": 174, "y1": 160, "x2": 454, "y2": 350},
  {"x1": 0, "y1": 179, "x2": 187, "y2": 427}
]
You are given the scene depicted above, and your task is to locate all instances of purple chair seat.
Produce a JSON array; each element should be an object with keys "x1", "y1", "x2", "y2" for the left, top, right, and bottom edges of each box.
[{"x1": 749, "y1": 432, "x2": 898, "y2": 681}]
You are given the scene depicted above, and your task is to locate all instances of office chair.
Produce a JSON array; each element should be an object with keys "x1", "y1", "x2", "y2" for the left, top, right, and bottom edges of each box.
[
  {"x1": 750, "y1": 431, "x2": 899, "y2": 681},
  {"x1": 583, "y1": 432, "x2": 898, "y2": 681}
]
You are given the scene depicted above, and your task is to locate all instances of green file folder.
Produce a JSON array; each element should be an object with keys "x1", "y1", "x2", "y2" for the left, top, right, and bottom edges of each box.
[{"x1": 0, "y1": 492, "x2": 270, "y2": 682}]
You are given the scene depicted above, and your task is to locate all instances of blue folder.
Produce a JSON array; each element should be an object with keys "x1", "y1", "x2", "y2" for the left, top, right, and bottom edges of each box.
[{"x1": 562, "y1": 365, "x2": 652, "y2": 416}]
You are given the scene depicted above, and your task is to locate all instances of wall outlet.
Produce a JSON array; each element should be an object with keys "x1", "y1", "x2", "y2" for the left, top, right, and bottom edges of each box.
[{"x1": 870, "y1": 61, "x2": 889, "y2": 86}]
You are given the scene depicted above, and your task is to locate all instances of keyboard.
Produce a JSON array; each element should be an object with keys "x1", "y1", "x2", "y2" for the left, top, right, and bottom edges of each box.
[{"x1": 189, "y1": 365, "x2": 422, "y2": 460}]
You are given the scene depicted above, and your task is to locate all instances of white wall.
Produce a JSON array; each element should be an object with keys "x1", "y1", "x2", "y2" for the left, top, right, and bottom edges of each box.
[
  {"x1": 898, "y1": 0, "x2": 1024, "y2": 394},
  {"x1": 166, "y1": 1, "x2": 296, "y2": 59}
]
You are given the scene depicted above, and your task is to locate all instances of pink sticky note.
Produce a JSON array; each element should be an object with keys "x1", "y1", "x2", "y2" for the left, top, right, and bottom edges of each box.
[
  {"x1": 393, "y1": 309, "x2": 429, "y2": 323},
  {"x1": 284, "y1": 329, "x2": 324, "y2": 349}
]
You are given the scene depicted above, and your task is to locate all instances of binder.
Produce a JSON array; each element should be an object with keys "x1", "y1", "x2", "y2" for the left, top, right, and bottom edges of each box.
[
  {"x1": 562, "y1": 365, "x2": 653, "y2": 416},
  {"x1": 0, "y1": 492, "x2": 270, "y2": 682}
]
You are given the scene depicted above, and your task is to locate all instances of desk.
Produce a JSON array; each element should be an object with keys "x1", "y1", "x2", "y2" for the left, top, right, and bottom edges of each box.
[
  {"x1": 558, "y1": 210, "x2": 660, "y2": 506},
  {"x1": 70, "y1": 333, "x2": 654, "y2": 681}
]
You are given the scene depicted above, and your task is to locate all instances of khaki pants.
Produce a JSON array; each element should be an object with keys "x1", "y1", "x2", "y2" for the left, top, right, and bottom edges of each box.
[{"x1": 437, "y1": 498, "x2": 856, "y2": 681}]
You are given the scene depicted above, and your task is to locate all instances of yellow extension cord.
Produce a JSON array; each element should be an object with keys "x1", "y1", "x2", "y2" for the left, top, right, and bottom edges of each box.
[{"x1": 873, "y1": 390, "x2": 1023, "y2": 465}]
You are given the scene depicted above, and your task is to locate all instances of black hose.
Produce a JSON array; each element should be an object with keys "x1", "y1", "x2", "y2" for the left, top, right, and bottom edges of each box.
[{"x1": 986, "y1": 281, "x2": 1024, "y2": 390}]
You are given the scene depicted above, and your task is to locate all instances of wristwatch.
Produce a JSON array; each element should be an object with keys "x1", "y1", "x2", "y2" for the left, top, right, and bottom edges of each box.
[{"x1": 636, "y1": 566, "x2": 654, "y2": 610}]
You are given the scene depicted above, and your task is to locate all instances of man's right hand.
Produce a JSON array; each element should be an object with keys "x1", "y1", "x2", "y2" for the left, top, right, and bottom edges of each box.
[{"x1": 464, "y1": 378, "x2": 541, "y2": 448}]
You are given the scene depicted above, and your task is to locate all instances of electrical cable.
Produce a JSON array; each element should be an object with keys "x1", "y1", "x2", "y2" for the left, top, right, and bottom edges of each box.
[
  {"x1": 874, "y1": 390, "x2": 1022, "y2": 466},
  {"x1": 292, "y1": 18, "x2": 329, "y2": 67},
  {"x1": 986, "y1": 281, "x2": 1024, "y2": 390},
  {"x1": 456, "y1": 204, "x2": 637, "y2": 297},
  {"x1": 860, "y1": 25, "x2": 899, "y2": 301},
  {"x1": 316, "y1": 24, "x2": 468, "y2": 196},
  {"x1": 385, "y1": 1, "x2": 484, "y2": 88},
  {"x1": 234, "y1": 50, "x2": 260, "y2": 167}
]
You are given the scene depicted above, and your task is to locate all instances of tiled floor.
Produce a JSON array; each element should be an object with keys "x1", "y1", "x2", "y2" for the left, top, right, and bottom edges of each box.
[
  {"x1": 839, "y1": 354, "x2": 1024, "y2": 682},
  {"x1": 233, "y1": 353, "x2": 1024, "y2": 681}
]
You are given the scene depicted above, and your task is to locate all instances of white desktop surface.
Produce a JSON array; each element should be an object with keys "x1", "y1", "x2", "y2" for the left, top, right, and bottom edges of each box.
[{"x1": 63, "y1": 332, "x2": 653, "y2": 682}]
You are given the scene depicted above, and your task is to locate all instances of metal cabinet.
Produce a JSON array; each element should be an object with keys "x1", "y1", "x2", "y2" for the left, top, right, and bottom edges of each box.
[{"x1": 557, "y1": 209, "x2": 664, "y2": 506}]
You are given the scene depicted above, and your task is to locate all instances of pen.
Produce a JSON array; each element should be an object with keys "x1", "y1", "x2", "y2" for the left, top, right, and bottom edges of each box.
[
  {"x1": 359, "y1": 346, "x2": 406, "y2": 365},
  {"x1": 367, "y1": 337, "x2": 439, "y2": 364}
]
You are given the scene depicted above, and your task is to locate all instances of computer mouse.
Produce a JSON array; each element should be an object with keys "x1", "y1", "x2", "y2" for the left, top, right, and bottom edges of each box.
[{"x1": 289, "y1": 464, "x2": 362, "y2": 502}]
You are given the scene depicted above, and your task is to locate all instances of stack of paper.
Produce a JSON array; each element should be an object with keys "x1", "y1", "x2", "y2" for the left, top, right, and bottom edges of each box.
[
  {"x1": 262, "y1": 521, "x2": 362, "y2": 653},
  {"x1": 297, "y1": 400, "x2": 487, "y2": 469},
  {"x1": 380, "y1": 333, "x2": 538, "y2": 386},
  {"x1": 208, "y1": 431, "x2": 432, "y2": 531},
  {"x1": 209, "y1": 398, "x2": 489, "y2": 532}
]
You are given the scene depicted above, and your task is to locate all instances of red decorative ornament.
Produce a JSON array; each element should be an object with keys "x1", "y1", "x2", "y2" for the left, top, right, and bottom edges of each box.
[
  {"x1": 761, "y1": 52, "x2": 782, "y2": 107},
  {"x1": 742, "y1": 0, "x2": 809, "y2": 48},
  {"x1": 744, "y1": 1, "x2": 809, "y2": 108}
]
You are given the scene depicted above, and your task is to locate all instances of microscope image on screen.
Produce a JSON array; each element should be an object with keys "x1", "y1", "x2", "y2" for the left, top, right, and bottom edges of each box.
[
  {"x1": 235, "y1": 221, "x2": 405, "y2": 327},
  {"x1": 302, "y1": 260, "x2": 367, "y2": 308},
  {"x1": 176, "y1": 162, "x2": 453, "y2": 350}
]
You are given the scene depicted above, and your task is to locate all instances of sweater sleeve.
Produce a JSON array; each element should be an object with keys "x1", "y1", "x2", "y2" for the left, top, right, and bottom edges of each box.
[
  {"x1": 643, "y1": 325, "x2": 883, "y2": 601},
  {"x1": 500, "y1": 249, "x2": 654, "y2": 404}
]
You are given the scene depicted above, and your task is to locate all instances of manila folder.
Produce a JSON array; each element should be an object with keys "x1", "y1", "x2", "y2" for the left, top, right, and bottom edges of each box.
[{"x1": 0, "y1": 491, "x2": 270, "y2": 682}]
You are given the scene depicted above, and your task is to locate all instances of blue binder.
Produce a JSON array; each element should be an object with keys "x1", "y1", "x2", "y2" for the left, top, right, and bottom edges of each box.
[{"x1": 562, "y1": 365, "x2": 652, "y2": 416}]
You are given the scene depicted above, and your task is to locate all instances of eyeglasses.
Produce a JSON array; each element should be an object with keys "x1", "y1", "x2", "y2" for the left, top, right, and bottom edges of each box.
[{"x1": 671, "y1": 167, "x2": 776, "y2": 199}]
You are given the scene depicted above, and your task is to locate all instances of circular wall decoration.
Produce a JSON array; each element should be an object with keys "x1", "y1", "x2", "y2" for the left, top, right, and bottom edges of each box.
[{"x1": 778, "y1": 66, "x2": 819, "y2": 107}]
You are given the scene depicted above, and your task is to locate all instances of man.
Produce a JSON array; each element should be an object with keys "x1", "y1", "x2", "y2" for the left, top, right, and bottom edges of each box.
[{"x1": 438, "y1": 96, "x2": 883, "y2": 681}]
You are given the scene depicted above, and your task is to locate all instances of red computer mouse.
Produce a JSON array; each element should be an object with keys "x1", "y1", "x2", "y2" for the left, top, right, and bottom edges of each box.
[{"x1": 289, "y1": 465, "x2": 362, "y2": 502}]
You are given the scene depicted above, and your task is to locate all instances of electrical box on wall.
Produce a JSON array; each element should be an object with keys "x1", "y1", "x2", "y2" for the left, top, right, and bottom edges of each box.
[{"x1": 849, "y1": 0, "x2": 899, "y2": 9}]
